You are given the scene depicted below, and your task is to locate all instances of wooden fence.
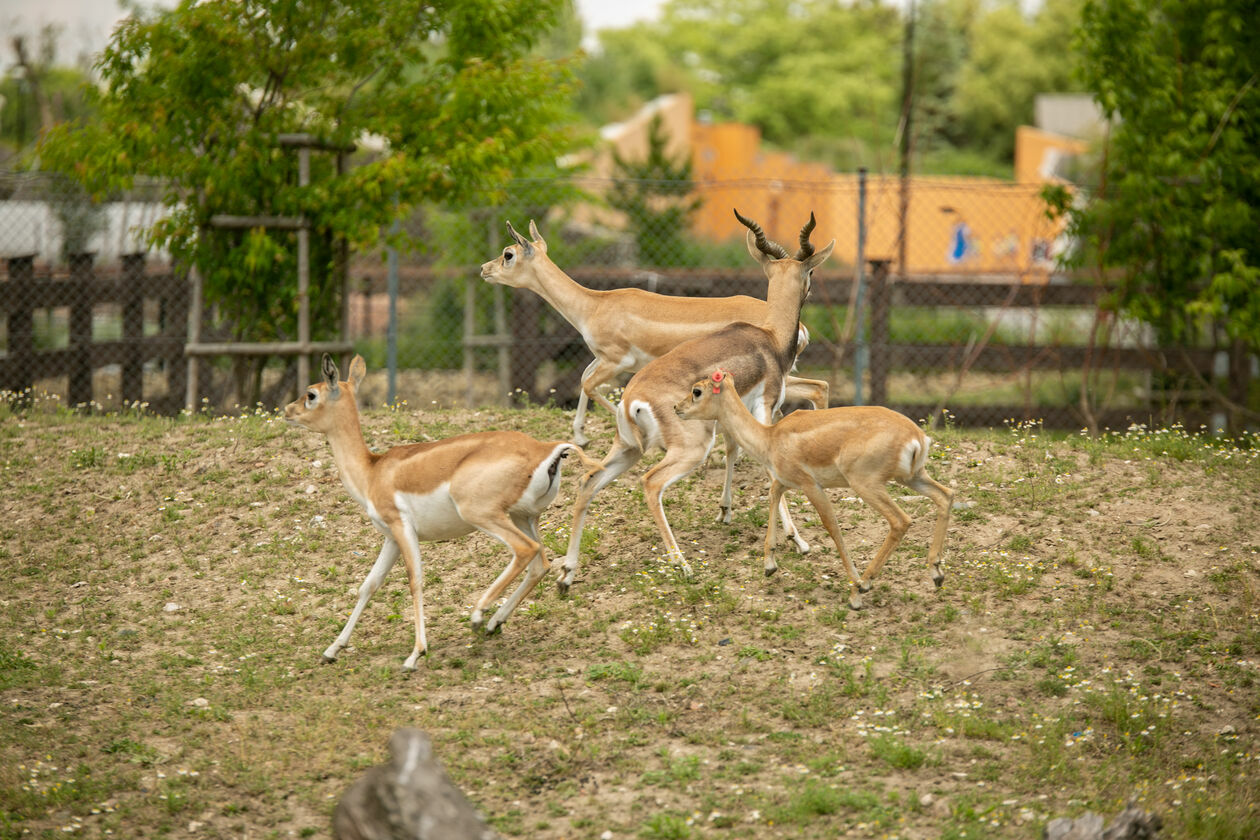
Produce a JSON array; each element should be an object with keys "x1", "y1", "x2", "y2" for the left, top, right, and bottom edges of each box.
[
  {"x1": 1, "y1": 253, "x2": 187, "y2": 414},
  {"x1": 2, "y1": 253, "x2": 1240, "y2": 429}
]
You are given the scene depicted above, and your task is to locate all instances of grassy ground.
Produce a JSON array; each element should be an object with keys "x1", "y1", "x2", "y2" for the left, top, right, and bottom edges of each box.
[{"x1": 1, "y1": 393, "x2": 1258, "y2": 839}]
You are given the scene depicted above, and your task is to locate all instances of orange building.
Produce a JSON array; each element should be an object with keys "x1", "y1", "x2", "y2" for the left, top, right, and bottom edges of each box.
[{"x1": 592, "y1": 92, "x2": 1087, "y2": 280}]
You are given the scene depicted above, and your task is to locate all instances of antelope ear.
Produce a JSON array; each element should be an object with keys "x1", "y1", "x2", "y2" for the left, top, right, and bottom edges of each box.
[
  {"x1": 744, "y1": 230, "x2": 772, "y2": 266},
  {"x1": 506, "y1": 221, "x2": 534, "y2": 258},
  {"x1": 528, "y1": 220, "x2": 547, "y2": 253},
  {"x1": 805, "y1": 239, "x2": 836, "y2": 271},
  {"x1": 348, "y1": 355, "x2": 367, "y2": 390},
  {"x1": 321, "y1": 354, "x2": 341, "y2": 399}
]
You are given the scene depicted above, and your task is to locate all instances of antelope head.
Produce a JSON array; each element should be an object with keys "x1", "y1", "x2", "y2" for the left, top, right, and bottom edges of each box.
[
  {"x1": 481, "y1": 220, "x2": 549, "y2": 288},
  {"x1": 284, "y1": 353, "x2": 366, "y2": 434}
]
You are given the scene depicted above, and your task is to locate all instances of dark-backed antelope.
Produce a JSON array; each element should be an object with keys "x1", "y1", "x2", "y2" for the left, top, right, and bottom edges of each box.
[
  {"x1": 479, "y1": 220, "x2": 829, "y2": 456},
  {"x1": 284, "y1": 354, "x2": 594, "y2": 669},
  {"x1": 676, "y1": 368, "x2": 953, "y2": 609},
  {"x1": 553, "y1": 211, "x2": 835, "y2": 592}
]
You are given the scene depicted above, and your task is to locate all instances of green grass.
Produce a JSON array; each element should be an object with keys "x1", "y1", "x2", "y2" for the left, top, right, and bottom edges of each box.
[{"x1": 1, "y1": 390, "x2": 1258, "y2": 838}]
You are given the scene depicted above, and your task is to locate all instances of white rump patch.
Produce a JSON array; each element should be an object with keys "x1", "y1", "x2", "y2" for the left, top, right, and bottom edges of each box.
[
  {"x1": 628, "y1": 399, "x2": 662, "y2": 449},
  {"x1": 513, "y1": 444, "x2": 572, "y2": 515},
  {"x1": 898, "y1": 440, "x2": 922, "y2": 478}
]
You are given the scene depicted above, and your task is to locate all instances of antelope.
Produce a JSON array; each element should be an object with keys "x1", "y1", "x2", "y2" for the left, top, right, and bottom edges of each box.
[
  {"x1": 479, "y1": 220, "x2": 829, "y2": 459},
  {"x1": 552, "y1": 211, "x2": 834, "y2": 592},
  {"x1": 676, "y1": 368, "x2": 954, "y2": 610},
  {"x1": 284, "y1": 354, "x2": 595, "y2": 669}
]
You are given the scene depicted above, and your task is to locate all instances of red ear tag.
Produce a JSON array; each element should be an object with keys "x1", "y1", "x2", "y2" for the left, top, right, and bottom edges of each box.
[{"x1": 712, "y1": 386, "x2": 721, "y2": 394}]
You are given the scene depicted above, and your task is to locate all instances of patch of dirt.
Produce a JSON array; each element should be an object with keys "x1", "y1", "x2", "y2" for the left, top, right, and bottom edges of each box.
[{"x1": 3, "y1": 404, "x2": 1258, "y2": 839}]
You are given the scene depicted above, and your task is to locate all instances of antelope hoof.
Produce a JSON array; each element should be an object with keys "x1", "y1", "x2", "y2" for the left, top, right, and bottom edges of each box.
[
  {"x1": 858, "y1": 581, "x2": 873, "y2": 594},
  {"x1": 556, "y1": 578, "x2": 572, "y2": 597},
  {"x1": 718, "y1": 506, "x2": 732, "y2": 525},
  {"x1": 321, "y1": 645, "x2": 341, "y2": 664},
  {"x1": 484, "y1": 620, "x2": 504, "y2": 636},
  {"x1": 321, "y1": 653, "x2": 338, "y2": 664},
  {"x1": 932, "y1": 567, "x2": 945, "y2": 589},
  {"x1": 402, "y1": 650, "x2": 426, "y2": 671},
  {"x1": 848, "y1": 598, "x2": 864, "y2": 611},
  {"x1": 791, "y1": 536, "x2": 810, "y2": 555},
  {"x1": 763, "y1": 563, "x2": 778, "y2": 578}
]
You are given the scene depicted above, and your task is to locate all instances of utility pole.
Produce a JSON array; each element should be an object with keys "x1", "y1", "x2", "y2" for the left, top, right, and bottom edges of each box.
[{"x1": 897, "y1": 0, "x2": 916, "y2": 283}]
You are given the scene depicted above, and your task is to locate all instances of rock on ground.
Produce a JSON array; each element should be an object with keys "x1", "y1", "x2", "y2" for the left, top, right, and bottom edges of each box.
[
  {"x1": 334, "y1": 728, "x2": 501, "y2": 840},
  {"x1": 1044, "y1": 804, "x2": 1162, "y2": 840}
]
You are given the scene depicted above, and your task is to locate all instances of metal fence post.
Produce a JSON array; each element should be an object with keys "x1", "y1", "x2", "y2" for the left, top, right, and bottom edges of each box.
[
  {"x1": 853, "y1": 167, "x2": 868, "y2": 405},
  {"x1": 296, "y1": 145, "x2": 311, "y2": 392},
  {"x1": 868, "y1": 258, "x2": 891, "y2": 406}
]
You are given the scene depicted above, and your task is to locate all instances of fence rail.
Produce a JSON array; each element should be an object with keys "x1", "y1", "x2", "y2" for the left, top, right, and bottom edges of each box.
[
  {"x1": 440, "y1": 262, "x2": 1220, "y2": 430},
  {"x1": 3, "y1": 171, "x2": 1251, "y2": 429},
  {"x1": 1, "y1": 253, "x2": 187, "y2": 413}
]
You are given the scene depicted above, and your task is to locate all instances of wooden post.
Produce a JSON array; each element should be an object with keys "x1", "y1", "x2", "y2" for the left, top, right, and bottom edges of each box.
[
  {"x1": 185, "y1": 264, "x2": 203, "y2": 412},
  {"x1": 120, "y1": 253, "x2": 146, "y2": 405},
  {"x1": 868, "y1": 258, "x2": 891, "y2": 406},
  {"x1": 463, "y1": 277, "x2": 476, "y2": 406},
  {"x1": 509, "y1": 289, "x2": 540, "y2": 402},
  {"x1": 164, "y1": 264, "x2": 188, "y2": 415},
  {"x1": 1228, "y1": 338, "x2": 1252, "y2": 435},
  {"x1": 68, "y1": 252, "x2": 95, "y2": 407},
  {"x1": 5, "y1": 256, "x2": 36, "y2": 400},
  {"x1": 493, "y1": 283, "x2": 509, "y2": 405}
]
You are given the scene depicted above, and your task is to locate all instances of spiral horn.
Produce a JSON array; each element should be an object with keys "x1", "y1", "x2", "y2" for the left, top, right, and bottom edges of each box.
[
  {"x1": 795, "y1": 212, "x2": 817, "y2": 260},
  {"x1": 733, "y1": 208, "x2": 789, "y2": 259}
]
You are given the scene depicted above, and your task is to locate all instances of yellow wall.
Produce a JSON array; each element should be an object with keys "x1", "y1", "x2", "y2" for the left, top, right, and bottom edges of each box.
[
  {"x1": 1014, "y1": 125, "x2": 1087, "y2": 185},
  {"x1": 585, "y1": 95, "x2": 1085, "y2": 278},
  {"x1": 685, "y1": 110, "x2": 1081, "y2": 278}
]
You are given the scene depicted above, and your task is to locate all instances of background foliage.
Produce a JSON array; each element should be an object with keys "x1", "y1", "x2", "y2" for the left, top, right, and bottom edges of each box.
[
  {"x1": 1066, "y1": 0, "x2": 1259, "y2": 353},
  {"x1": 574, "y1": 0, "x2": 1083, "y2": 175},
  {"x1": 33, "y1": 0, "x2": 577, "y2": 397}
]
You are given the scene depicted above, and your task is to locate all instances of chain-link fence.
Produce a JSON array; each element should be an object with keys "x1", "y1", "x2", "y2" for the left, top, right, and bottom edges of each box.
[
  {"x1": 348, "y1": 175, "x2": 1223, "y2": 431},
  {"x1": 0, "y1": 172, "x2": 185, "y2": 412},
  {"x1": 2, "y1": 170, "x2": 1244, "y2": 429}
]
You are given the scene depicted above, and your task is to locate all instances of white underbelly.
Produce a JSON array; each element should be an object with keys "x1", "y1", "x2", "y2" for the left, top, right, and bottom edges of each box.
[{"x1": 392, "y1": 486, "x2": 473, "y2": 541}]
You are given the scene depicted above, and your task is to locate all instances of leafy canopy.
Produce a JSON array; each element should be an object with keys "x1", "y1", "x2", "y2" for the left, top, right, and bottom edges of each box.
[
  {"x1": 574, "y1": 0, "x2": 1081, "y2": 175},
  {"x1": 40, "y1": 0, "x2": 576, "y2": 348},
  {"x1": 1067, "y1": 0, "x2": 1259, "y2": 355},
  {"x1": 607, "y1": 115, "x2": 703, "y2": 267}
]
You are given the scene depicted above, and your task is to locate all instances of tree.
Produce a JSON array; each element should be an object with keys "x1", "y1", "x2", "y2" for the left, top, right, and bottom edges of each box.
[
  {"x1": 574, "y1": 0, "x2": 902, "y2": 170},
  {"x1": 39, "y1": 0, "x2": 576, "y2": 400},
  {"x1": 573, "y1": 0, "x2": 1085, "y2": 175},
  {"x1": 574, "y1": 25, "x2": 682, "y2": 127},
  {"x1": 607, "y1": 114, "x2": 702, "y2": 267},
  {"x1": 948, "y1": 0, "x2": 1082, "y2": 161},
  {"x1": 1, "y1": 27, "x2": 96, "y2": 159},
  {"x1": 1066, "y1": 0, "x2": 1259, "y2": 425}
]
